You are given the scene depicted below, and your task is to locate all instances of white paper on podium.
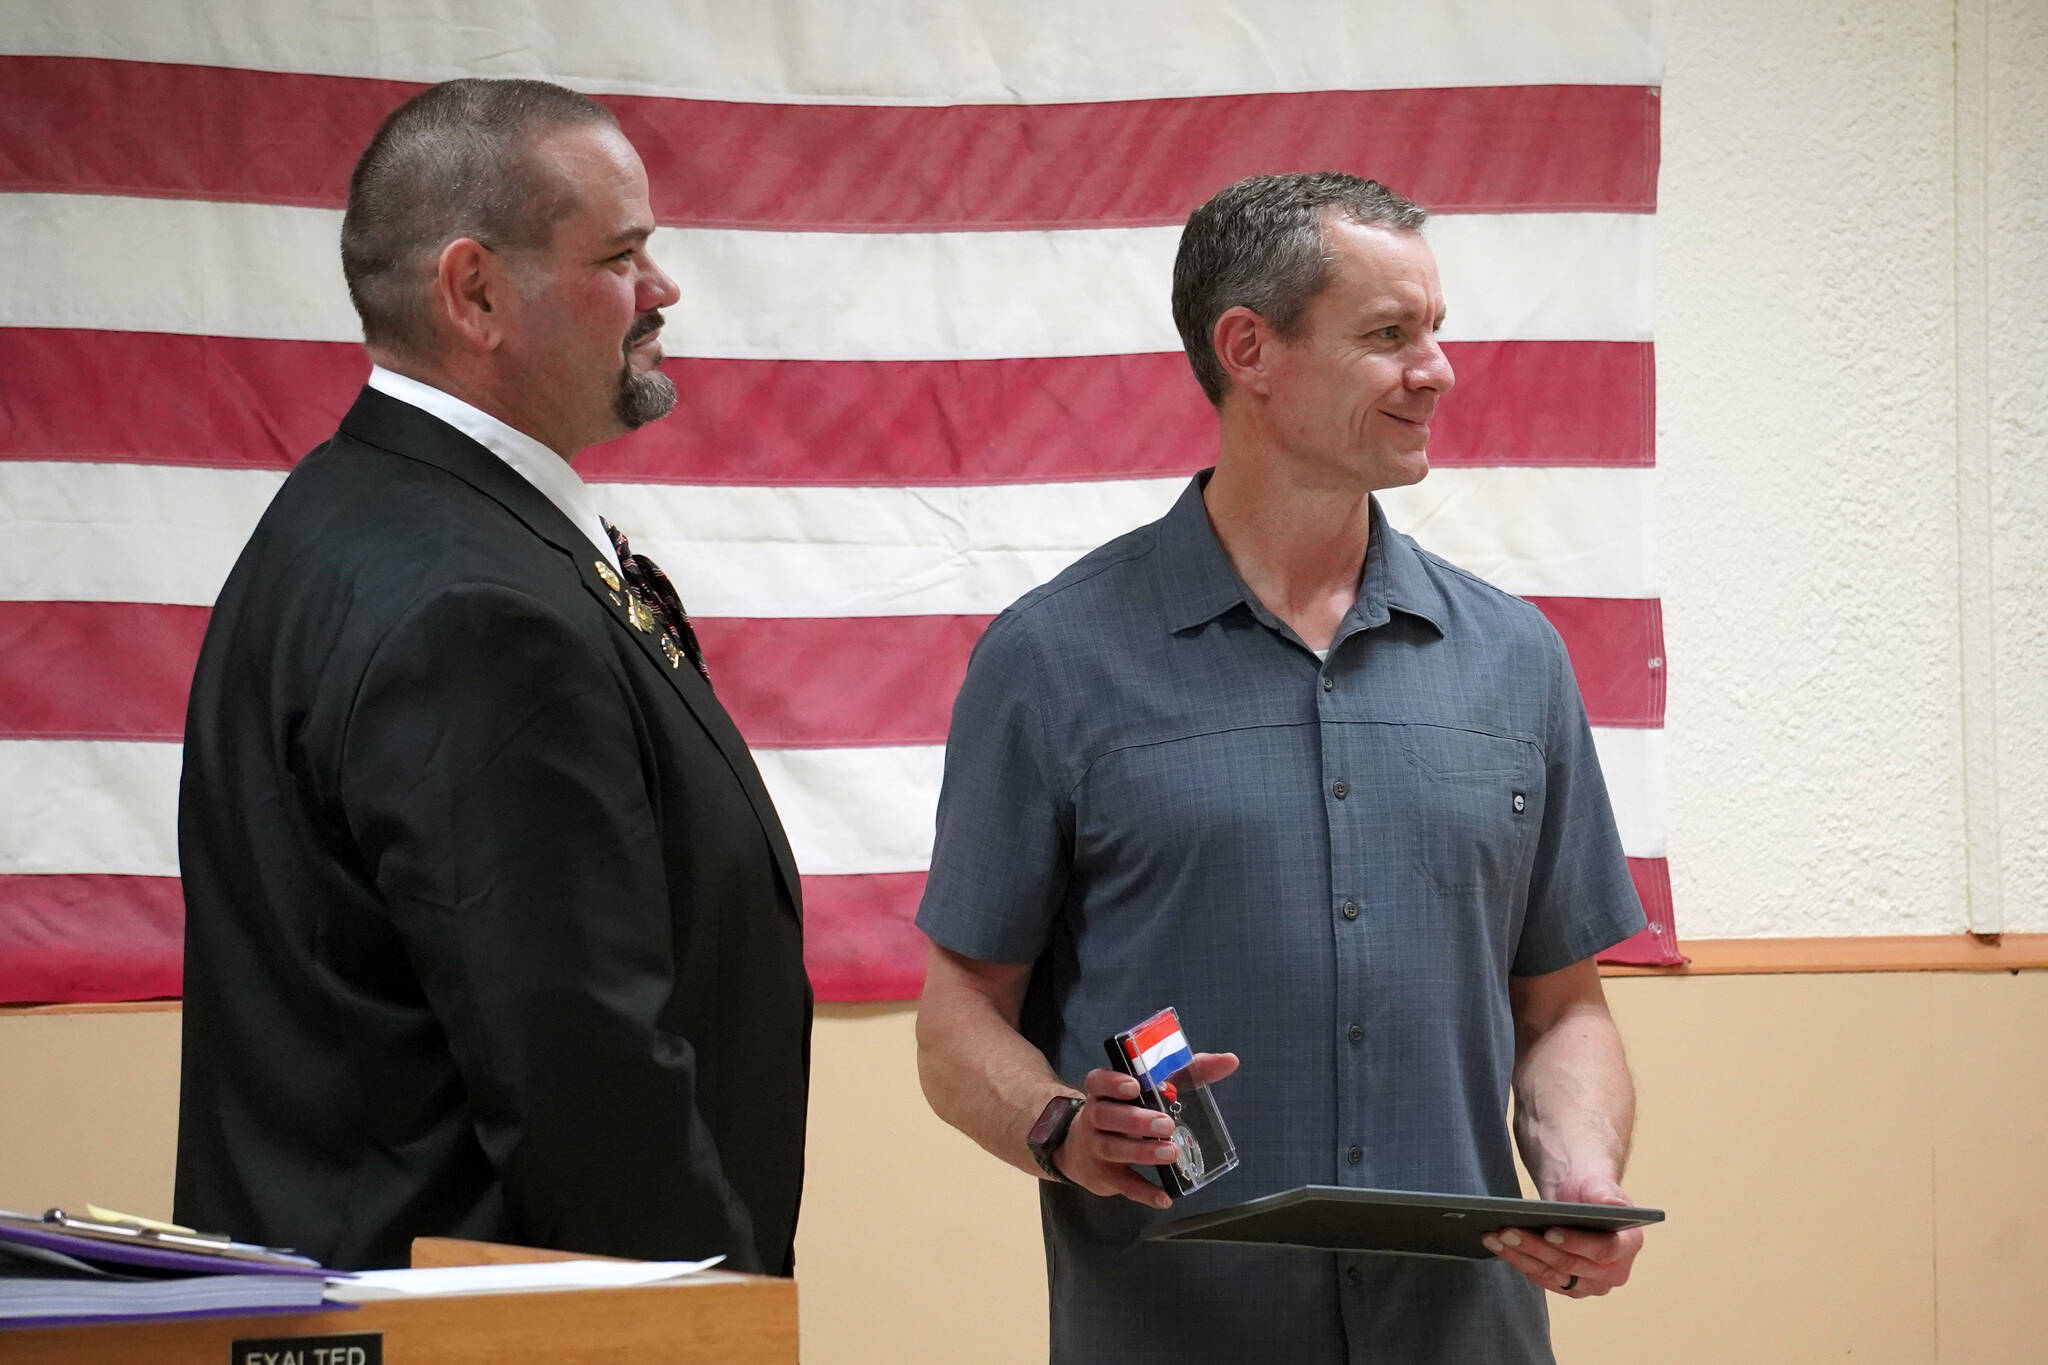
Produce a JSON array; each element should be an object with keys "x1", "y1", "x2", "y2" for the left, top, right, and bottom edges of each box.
[{"x1": 326, "y1": 1256, "x2": 726, "y2": 1301}]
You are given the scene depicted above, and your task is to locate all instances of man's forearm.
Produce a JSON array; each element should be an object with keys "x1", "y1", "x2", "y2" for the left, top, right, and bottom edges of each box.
[
  {"x1": 915, "y1": 948, "x2": 1075, "y2": 1177},
  {"x1": 1512, "y1": 1000, "x2": 1635, "y2": 1196}
]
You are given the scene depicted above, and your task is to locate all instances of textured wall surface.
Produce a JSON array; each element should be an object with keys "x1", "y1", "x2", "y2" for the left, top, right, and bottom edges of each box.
[
  {"x1": 1988, "y1": 0, "x2": 2048, "y2": 930},
  {"x1": 1657, "y1": 0, "x2": 2045, "y2": 938}
]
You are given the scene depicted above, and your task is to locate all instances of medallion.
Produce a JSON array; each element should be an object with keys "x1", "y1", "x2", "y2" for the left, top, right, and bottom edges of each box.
[{"x1": 1170, "y1": 1122, "x2": 1206, "y2": 1184}]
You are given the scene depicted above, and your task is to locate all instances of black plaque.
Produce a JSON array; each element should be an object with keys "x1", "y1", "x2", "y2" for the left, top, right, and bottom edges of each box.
[
  {"x1": 1149, "y1": 1185, "x2": 1664, "y2": 1259},
  {"x1": 230, "y1": 1332, "x2": 383, "y2": 1365}
]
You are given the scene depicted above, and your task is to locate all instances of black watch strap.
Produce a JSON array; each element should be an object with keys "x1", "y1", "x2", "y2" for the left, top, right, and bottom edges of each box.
[{"x1": 1026, "y1": 1094, "x2": 1085, "y2": 1184}]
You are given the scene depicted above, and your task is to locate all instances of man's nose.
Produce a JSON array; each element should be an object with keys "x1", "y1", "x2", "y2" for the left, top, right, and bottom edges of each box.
[
  {"x1": 639, "y1": 254, "x2": 682, "y2": 311},
  {"x1": 1409, "y1": 337, "x2": 1454, "y2": 394}
]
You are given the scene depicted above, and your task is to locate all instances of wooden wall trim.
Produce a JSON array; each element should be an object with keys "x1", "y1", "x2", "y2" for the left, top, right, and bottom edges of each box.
[
  {"x1": 3, "y1": 935, "x2": 2045, "y2": 1017},
  {"x1": 0, "y1": 999, "x2": 181, "y2": 1016},
  {"x1": 1602, "y1": 933, "x2": 2048, "y2": 976}
]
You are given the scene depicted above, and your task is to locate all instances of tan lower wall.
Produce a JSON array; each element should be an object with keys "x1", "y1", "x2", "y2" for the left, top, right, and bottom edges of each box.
[{"x1": 4, "y1": 972, "x2": 2045, "y2": 1363}]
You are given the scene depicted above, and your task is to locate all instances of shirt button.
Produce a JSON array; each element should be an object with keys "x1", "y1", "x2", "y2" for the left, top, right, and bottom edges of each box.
[
  {"x1": 1347, "y1": 1023, "x2": 1364, "y2": 1044},
  {"x1": 1331, "y1": 780, "x2": 1349, "y2": 799},
  {"x1": 1341, "y1": 899, "x2": 1359, "y2": 920},
  {"x1": 1321, "y1": 675, "x2": 1334, "y2": 692},
  {"x1": 1347, "y1": 1145, "x2": 1363, "y2": 1165},
  {"x1": 1346, "y1": 1266, "x2": 1363, "y2": 1288}
]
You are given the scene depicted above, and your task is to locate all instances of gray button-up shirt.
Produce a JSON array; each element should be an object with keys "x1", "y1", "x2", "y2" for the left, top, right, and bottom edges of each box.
[{"x1": 919, "y1": 473, "x2": 1644, "y2": 1364}]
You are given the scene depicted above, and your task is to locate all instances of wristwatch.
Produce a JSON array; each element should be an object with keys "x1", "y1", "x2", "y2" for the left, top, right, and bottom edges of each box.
[{"x1": 1026, "y1": 1094, "x2": 1086, "y2": 1184}]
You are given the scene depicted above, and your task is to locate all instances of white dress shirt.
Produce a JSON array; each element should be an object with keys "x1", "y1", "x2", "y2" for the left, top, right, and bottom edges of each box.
[{"x1": 367, "y1": 365, "x2": 623, "y2": 577}]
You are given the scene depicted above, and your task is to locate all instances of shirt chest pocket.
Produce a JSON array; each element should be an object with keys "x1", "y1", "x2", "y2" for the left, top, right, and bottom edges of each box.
[{"x1": 1396, "y1": 725, "x2": 1542, "y2": 897}]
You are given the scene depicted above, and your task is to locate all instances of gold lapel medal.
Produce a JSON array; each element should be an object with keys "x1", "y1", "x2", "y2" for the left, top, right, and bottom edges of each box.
[
  {"x1": 660, "y1": 636, "x2": 683, "y2": 670},
  {"x1": 626, "y1": 595, "x2": 656, "y2": 633},
  {"x1": 594, "y1": 561, "x2": 622, "y2": 592}
]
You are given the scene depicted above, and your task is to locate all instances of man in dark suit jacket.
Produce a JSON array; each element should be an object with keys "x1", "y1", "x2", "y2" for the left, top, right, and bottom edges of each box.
[{"x1": 174, "y1": 78, "x2": 810, "y2": 1273}]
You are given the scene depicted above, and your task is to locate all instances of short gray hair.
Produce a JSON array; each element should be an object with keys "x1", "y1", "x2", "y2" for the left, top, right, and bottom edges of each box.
[
  {"x1": 341, "y1": 78, "x2": 619, "y2": 356},
  {"x1": 1171, "y1": 173, "x2": 1428, "y2": 407}
]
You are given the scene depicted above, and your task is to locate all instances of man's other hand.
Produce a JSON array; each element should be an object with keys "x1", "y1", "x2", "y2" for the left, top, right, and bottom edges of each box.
[
  {"x1": 1481, "y1": 1174, "x2": 1645, "y2": 1298},
  {"x1": 1054, "y1": 1053, "x2": 1239, "y2": 1208}
]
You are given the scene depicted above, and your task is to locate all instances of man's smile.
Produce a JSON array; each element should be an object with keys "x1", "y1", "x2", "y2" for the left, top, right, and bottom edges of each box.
[{"x1": 625, "y1": 311, "x2": 665, "y2": 360}]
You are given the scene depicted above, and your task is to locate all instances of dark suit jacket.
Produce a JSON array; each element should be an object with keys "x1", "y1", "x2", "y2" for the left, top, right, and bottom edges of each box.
[{"x1": 174, "y1": 387, "x2": 811, "y2": 1273}]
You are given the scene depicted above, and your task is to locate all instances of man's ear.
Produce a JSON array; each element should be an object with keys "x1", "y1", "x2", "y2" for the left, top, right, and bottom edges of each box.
[
  {"x1": 433, "y1": 238, "x2": 508, "y2": 351},
  {"x1": 1212, "y1": 305, "x2": 1274, "y2": 398}
]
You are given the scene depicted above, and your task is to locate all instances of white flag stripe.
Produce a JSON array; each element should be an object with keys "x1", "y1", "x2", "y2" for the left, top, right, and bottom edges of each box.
[
  {"x1": 0, "y1": 196, "x2": 1656, "y2": 354},
  {"x1": 666, "y1": 214, "x2": 1654, "y2": 359},
  {"x1": 752, "y1": 746, "x2": 943, "y2": 877},
  {"x1": 0, "y1": 196, "x2": 355, "y2": 343},
  {"x1": 0, "y1": 729, "x2": 1666, "y2": 881},
  {"x1": 0, "y1": 740, "x2": 183, "y2": 877},
  {"x1": 0, "y1": 464, "x2": 1659, "y2": 611},
  {"x1": 1591, "y1": 726, "x2": 1665, "y2": 859},
  {"x1": 0, "y1": 1, "x2": 1665, "y2": 103},
  {"x1": 767, "y1": 730, "x2": 1672, "y2": 875},
  {"x1": 0, "y1": 463, "x2": 288, "y2": 608},
  {"x1": 1376, "y1": 467, "x2": 1660, "y2": 601},
  {"x1": 1137, "y1": 1032, "x2": 1193, "y2": 1077}
]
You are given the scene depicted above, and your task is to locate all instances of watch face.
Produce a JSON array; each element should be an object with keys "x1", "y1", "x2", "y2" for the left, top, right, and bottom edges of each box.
[{"x1": 1030, "y1": 1095, "x2": 1082, "y2": 1148}]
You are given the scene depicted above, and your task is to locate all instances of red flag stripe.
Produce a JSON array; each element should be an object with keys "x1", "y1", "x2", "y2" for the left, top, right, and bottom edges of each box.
[
  {"x1": 1527, "y1": 596, "x2": 1665, "y2": 730},
  {"x1": 0, "y1": 870, "x2": 939, "y2": 1006},
  {"x1": 802, "y1": 860, "x2": 1684, "y2": 998},
  {"x1": 0, "y1": 602, "x2": 210, "y2": 742},
  {"x1": 0, "y1": 874, "x2": 185, "y2": 1004},
  {"x1": 799, "y1": 871, "x2": 930, "y2": 1003},
  {"x1": 0, "y1": 871, "x2": 931, "y2": 1005},
  {"x1": 1605, "y1": 857, "x2": 1681, "y2": 965},
  {"x1": 0, "y1": 57, "x2": 1658, "y2": 226},
  {"x1": 0, "y1": 331, "x2": 1654, "y2": 479},
  {"x1": 0, "y1": 597, "x2": 1660, "y2": 747},
  {"x1": 0, "y1": 860, "x2": 1679, "y2": 1005},
  {"x1": 692, "y1": 615, "x2": 996, "y2": 746},
  {"x1": 707, "y1": 601, "x2": 1670, "y2": 738}
]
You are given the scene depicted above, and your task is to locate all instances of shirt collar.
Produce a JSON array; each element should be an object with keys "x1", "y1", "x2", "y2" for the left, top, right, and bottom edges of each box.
[
  {"x1": 1157, "y1": 471, "x2": 1448, "y2": 638},
  {"x1": 366, "y1": 366, "x2": 622, "y2": 576},
  {"x1": 1351, "y1": 493, "x2": 1449, "y2": 637},
  {"x1": 1157, "y1": 472, "x2": 1260, "y2": 633}
]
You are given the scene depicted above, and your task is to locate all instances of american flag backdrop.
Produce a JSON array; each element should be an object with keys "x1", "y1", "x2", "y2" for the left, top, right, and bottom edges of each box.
[{"x1": 0, "y1": 1, "x2": 1680, "y2": 1005}]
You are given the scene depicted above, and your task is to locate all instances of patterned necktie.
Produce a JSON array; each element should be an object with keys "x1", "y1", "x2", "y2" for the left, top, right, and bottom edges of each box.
[{"x1": 601, "y1": 518, "x2": 711, "y2": 684}]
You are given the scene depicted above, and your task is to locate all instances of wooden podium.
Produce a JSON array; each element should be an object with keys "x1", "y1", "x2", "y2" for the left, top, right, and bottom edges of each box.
[{"x1": 3, "y1": 1236, "x2": 798, "y2": 1363}]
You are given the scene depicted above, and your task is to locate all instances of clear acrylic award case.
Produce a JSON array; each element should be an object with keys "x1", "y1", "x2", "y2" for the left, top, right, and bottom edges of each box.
[{"x1": 1104, "y1": 1006, "x2": 1239, "y2": 1198}]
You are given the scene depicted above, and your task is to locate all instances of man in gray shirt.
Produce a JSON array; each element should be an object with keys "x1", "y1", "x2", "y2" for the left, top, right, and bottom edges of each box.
[{"x1": 915, "y1": 174, "x2": 1648, "y2": 1362}]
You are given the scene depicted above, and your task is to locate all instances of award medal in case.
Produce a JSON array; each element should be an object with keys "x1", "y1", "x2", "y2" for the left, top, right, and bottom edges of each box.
[{"x1": 1105, "y1": 1006, "x2": 1240, "y2": 1199}]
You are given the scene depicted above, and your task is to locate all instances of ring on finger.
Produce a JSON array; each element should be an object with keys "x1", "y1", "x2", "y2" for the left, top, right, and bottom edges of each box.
[{"x1": 1562, "y1": 1274, "x2": 1578, "y2": 1292}]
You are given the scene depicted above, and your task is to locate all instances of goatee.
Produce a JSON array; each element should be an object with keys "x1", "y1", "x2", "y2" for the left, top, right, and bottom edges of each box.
[
  {"x1": 616, "y1": 311, "x2": 678, "y2": 430},
  {"x1": 615, "y1": 366, "x2": 676, "y2": 430}
]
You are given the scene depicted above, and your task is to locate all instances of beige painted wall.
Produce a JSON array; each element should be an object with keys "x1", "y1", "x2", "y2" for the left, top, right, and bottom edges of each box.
[{"x1": 5, "y1": 976, "x2": 2047, "y2": 1363}]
